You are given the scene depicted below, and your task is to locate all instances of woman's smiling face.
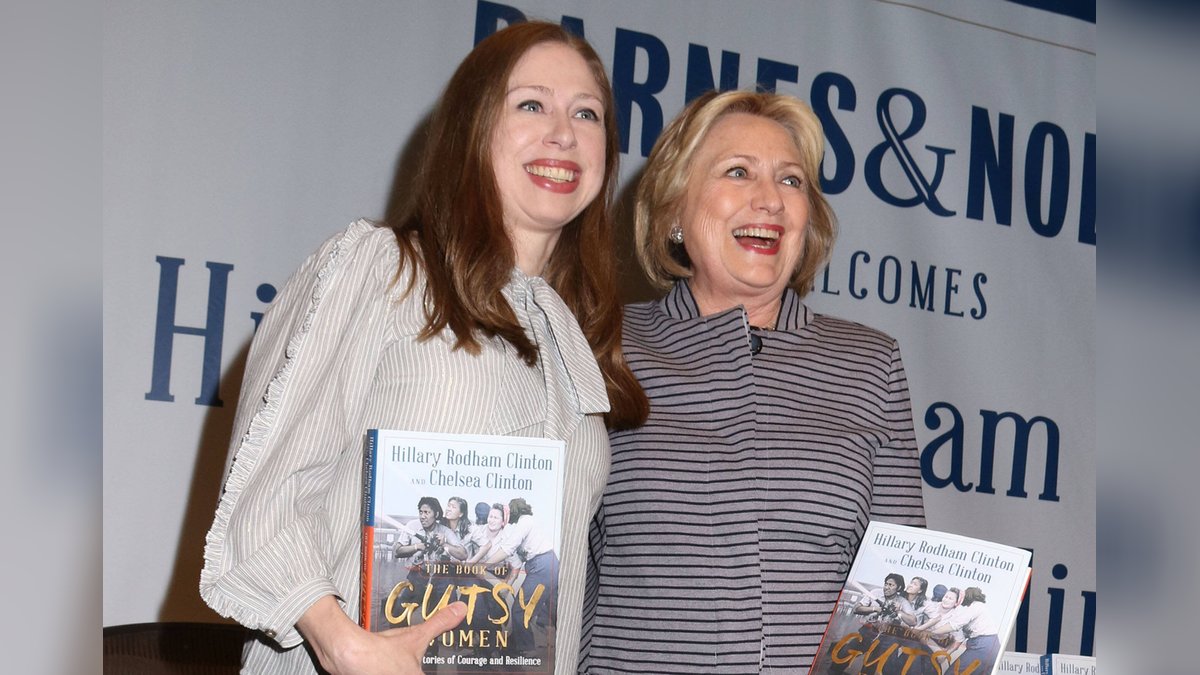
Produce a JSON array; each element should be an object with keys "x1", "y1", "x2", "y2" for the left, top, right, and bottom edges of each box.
[{"x1": 678, "y1": 113, "x2": 810, "y2": 315}]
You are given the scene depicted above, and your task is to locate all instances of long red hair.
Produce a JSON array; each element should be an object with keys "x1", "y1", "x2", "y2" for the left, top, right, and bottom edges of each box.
[{"x1": 389, "y1": 21, "x2": 647, "y2": 430}]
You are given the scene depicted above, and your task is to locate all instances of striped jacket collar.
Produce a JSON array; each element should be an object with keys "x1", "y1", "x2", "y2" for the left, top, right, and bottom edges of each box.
[{"x1": 659, "y1": 280, "x2": 813, "y2": 331}]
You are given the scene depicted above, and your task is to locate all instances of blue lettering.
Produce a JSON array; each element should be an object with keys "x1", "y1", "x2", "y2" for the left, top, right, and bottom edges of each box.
[
  {"x1": 1079, "y1": 132, "x2": 1096, "y2": 245},
  {"x1": 1025, "y1": 121, "x2": 1070, "y2": 238},
  {"x1": 612, "y1": 28, "x2": 670, "y2": 156},
  {"x1": 966, "y1": 106, "x2": 1015, "y2": 226},
  {"x1": 943, "y1": 267, "x2": 964, "y2": 317},
  {"x1": 560, "y1": 14, "x2": 585, "y2": 37},
  {"x1": 877, "y1": 255, "x2": 901, "y2": 304},
  {"x1": 472, "y1": 2, "x2": 584, "y2": 42},
  {"x1": 970, "y1": 272, "x2": 988, "y2": 320},
  {"x1": 1045, "y1": 563, "x2": 1068, "y2": 653},
  {"x1": 865, "y1": 88, "x2": 956, "y2": 216},
  {"x1": 684, "y1": 44, "x2": 740, "y2": 103},
  {"x1": 819, "y1": 264, "x2": 840, "y2": 295},
  {"x1": 922, "y1": 403, "x2": 1060, "y2": 501},
  {"x1": 908, "y1": 262, "x2": 935, "y2": 311},
  {"x1": 755, "y1": 58, "x2": 798, "y2": 93},
  {"x1": 848, "y1": 250, "x2": 869, "y2": 299},
  {"x1": 473, "y1": 0, "x2": 525, "y2": 44},
  {"x1": 811, "y1": 71, "x2": 857, "y2": 195},
  {"x1": 145, "y1": 257, "x2": 232, "y2": 407},
  {"x1": 977, "y1": 409, "x2": 1060, "y2": 501},
  {"x1": 920, "y1": 401, "x2": 974, "y2": 492},
  {"x1": 1016, "y1": 546, "x2": 1033, "y2": 651},
  {"x1": 250, "y1": 283, "x2": 277, "y2": 332},
  {"x1": 1080, "y1": 589, "x2": 1096, "y2": 655}
]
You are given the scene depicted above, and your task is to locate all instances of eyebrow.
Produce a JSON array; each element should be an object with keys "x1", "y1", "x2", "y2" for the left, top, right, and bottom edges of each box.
[
  {"x1": 507, "y1": 84, "x2": 603, "y2": 104},
  {"x1": 723, "y1": 153, "x2": 803, "y2": 170}
]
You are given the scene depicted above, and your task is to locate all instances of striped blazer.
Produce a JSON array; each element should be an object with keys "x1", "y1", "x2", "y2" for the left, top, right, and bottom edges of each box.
[
  {"x1": 199, "y1": 220, "x2": 611, "y2": 675},
  {"x1": 582, "y1": 281, "x2": 925, "y2": 674}
]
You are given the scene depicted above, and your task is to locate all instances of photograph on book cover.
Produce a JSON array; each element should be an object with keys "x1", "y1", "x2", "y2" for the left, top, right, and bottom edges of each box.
[
  {"x1": 809, "y1": 522, "x2": 1031, "y2": 675},
  {"x1": 363, "y1": 429, "x2": 566, "y2": 674}
]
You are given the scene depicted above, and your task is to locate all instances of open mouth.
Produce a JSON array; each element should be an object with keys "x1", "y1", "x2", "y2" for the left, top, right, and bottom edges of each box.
[
  {"x1": 733, "y1": 225, "x2": 782, "y2": 249},
  {"x1": 525, "y1": 164, "x2": 578, "y2": 183}
]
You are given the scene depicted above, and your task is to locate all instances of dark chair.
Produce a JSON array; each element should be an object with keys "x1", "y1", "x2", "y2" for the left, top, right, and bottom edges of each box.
[{"x1": 103, "y1": 622, "x2": 249, "y2": 674}]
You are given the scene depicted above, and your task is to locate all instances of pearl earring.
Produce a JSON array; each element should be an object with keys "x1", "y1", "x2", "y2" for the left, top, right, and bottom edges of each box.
[{"x1": 669, "y1": 225, "x2": 684, "y2": 244}]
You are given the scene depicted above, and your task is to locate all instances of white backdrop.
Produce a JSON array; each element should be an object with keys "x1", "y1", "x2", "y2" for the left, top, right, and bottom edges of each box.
[{"x1": 103, "y1": 0, "x2": 1095, "y2": 658}]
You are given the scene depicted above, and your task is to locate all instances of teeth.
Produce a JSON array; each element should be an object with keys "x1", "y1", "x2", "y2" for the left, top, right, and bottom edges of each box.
[
  {"x1": 733, "y1": 226, "x2": 780, "y2": 240},
  {"x1": 525, "y1": 165, "x2": 578, "y2": 182}
]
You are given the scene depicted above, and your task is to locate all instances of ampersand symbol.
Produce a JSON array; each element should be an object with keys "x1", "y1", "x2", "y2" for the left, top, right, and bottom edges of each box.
[{"x1": 865, "y1": 88, "x2": 956, "y2": 217}]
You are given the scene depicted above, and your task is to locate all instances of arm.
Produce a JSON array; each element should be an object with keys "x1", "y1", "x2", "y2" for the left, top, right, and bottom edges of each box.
[
  {"x1": 465, "y1": 538, "x2": 495, "y2": 564},
  {"x1": 483, "y1": 518, "x2": 529, "y2": 566},
  {"x1": 441, "y1": 535, "x2": 469, "y2": 562},
  {"x1": 199, "y1": 223, "x2": 405, "y2": 646},
  {"x1": 393, "y1": 539, "x2": 427, "y2": 559},
  {"x1": 847, "y1": 581, "x2": 880, "y2": 615},
  {"x1": 852, "y1": 597, "x2": 887, "y2": 617},
  {"x1": 894, "y1": 598, "x2": 918, "y2": 626},
  {"x1": 870, "y1": 340, "x2": 927, "y2": 526},
  {"x1": 914, "y1": 613, "x2": 940, "y2": 631},
  {"x1": 927, "y1": 605, "x2": 974, "y2": 636}
]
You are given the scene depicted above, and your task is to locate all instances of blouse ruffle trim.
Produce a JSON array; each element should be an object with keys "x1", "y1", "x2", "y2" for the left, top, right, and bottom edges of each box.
[{"x1": 198, "y1": 220, "x2": 375, "y2": 631}]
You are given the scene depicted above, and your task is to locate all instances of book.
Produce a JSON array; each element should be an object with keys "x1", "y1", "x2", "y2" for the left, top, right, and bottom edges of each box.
[
  {"x1": 1038, "y1": 653, "x2": 1095, "y2": 675},
  {"x1": 807, "y1": 521, "x2": 1033, "y2": 675},
  {"x1": 360, "y1": 429, "x2": 567, "y2": 674},
  {"x1": 996, "y1": 651, "x2": 1044, "y2": 674}
]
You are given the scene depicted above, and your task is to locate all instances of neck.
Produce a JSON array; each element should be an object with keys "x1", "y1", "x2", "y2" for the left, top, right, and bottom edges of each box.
[
  {"x1": 510, "y1": 229, "x2": 561, "y2": 276},
  {"x1": 690, "y1": 283, "x2": 782, "y2": 329}
]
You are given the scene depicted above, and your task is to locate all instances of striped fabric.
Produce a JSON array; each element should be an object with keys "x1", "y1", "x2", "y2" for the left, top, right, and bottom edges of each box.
[
  {"x1": 581, "y1": 281, "x2": 925, "y2": 674},
  {"x1": 199, "y1": 220, "x2": 611, "y2": 675}
]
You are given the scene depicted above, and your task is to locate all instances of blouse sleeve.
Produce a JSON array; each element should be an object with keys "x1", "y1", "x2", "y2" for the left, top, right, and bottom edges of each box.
[
  {"x1": 199, "y1": 220, "x2": 402, "y2": 647},
  {"x1": 869, "y1": 339, "x2": 927, "y2": 526}
]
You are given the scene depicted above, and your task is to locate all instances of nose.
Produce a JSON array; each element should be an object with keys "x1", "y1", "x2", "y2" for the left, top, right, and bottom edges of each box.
[
  {"x1": 544, "y1": 110, "x2": 578, "y2": 150},
  {"x1": 751, "y1": 178, "x2": 784, "y2": 214}
]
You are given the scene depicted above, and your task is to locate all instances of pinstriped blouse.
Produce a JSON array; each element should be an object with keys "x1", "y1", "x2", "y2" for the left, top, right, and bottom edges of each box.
[
  {"x1": 581, "y1": 281, "x2": 926, "y2": 674},
  {"x1": 199, "y1": 220, "x2": 611, "y2": 675}
]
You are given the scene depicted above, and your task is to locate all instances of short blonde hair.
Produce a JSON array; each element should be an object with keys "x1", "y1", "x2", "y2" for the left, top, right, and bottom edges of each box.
[{"x1": 635, "y1": 90, "x2": 837, "y2": 295}]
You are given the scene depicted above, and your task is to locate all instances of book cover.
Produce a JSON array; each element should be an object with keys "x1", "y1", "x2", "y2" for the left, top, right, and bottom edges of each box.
[
  {"x1": 1038, "y1": 653, "x2": 1095, "y2": 675},
  {"x1": 361, "y1": 429, "x2": 566, "y2": 674},
  {"x1": 808, "y1": 521, "x2": 1033, "y2": 675},
  {"x1": 996, "y1": 651, "x2": 1044, "y2": 674}
]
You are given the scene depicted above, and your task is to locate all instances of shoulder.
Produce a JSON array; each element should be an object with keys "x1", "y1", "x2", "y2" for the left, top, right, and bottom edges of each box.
[
  {"x1": 805, "y1": 312, "x2": 899, "y2": 352},
  {"x1": 318, "y1": 220, "x2": 433, "y2": 333},
  {"x1": 276, "y1": 219, "x2": 408, "y2": 312},
  {"x1": 322, "y1": 219, "x2": 406, "y2": 285},
  {"x1": 621, "y1": 298, "x2": 666, "y2": 333}
]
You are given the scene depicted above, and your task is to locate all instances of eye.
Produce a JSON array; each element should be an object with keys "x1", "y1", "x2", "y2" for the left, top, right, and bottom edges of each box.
[
  {"x1": 574, "y1": 107, "x2": 600, "y2": 121},
  {"x1": 517, "y1": 100, "x2": 543, "y2": 113},
  {"x1": 725, "y1": 166, "x2": 749, "y2": 178},
  {"x1": 781, "y1": 175, "x2": 804, "y2": 188}
]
